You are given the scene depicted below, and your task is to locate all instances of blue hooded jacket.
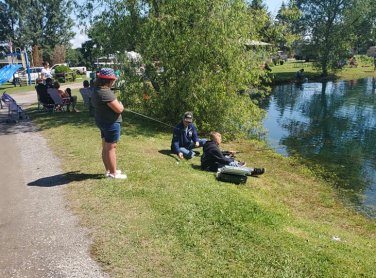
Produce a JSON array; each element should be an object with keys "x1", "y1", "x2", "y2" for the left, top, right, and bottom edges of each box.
[{"x1": 171, "y1": 121, "x2": 199, "y2": 154}]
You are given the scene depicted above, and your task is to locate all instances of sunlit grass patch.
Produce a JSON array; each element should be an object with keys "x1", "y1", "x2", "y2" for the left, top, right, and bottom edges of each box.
[{"x1": 28, "y1": 105, "x2": 376, "y2": 277}]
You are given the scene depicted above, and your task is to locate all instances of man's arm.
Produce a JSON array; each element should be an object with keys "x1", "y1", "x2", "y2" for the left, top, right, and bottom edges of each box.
[{"x1": 191, "y1": 124, "x2": 199, "y2": 146}]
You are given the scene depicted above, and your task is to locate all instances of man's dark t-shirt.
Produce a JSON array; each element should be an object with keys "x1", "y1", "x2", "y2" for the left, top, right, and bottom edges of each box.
[{"x1": 91, "y1": 87, "x2": 122, "y2": 124}]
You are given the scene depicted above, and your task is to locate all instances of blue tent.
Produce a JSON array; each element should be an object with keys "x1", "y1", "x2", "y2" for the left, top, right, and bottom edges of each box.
[{"x1": 0, "y1": 64, "x2": 22, "y2": 85}]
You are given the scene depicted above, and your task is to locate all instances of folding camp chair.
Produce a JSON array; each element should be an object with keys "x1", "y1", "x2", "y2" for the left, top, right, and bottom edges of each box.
[
  {"x1": 35, "y1": 85, "x2": 56, "y2": 112},
  {"x1": 0, "y1": 92, "x2": 28, "y2": 122}
]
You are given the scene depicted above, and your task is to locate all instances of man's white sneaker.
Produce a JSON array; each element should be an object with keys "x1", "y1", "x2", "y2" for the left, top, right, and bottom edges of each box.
[
  {"x1": 107, "y1": 173, "x2": 128, "y2": 179},
  {"x1": 105, "y1": 170, "x2": 122, "y2": 177}
]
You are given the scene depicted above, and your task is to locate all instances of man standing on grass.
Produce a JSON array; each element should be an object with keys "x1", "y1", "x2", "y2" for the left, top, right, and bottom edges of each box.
[{"x1": 171, "y1": 111, "x2": 206, "y2": 160}]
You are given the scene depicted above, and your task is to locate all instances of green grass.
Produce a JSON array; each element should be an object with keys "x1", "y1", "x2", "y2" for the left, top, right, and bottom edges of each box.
[
  {"x1": 270, "y1": 59, "x2": 376, "y2": 84},
  {"x1": 0, "y1": 82, "x2": 40, "y2": 94},
  {"x1": 0, "y1": 76, "x2": 88, "y2": 94},
  {"x1": 27, "y1": 100, "x2": 376, "y2": 277}
]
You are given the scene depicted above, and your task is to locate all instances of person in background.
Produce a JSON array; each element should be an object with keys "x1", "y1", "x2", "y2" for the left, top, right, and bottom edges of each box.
[
  {"x1": 53, "y1": 81, "x2": 77, "y2": 112},
  {"x1": 91, "y1": 68, "x2": 127, "y2": 179},
  {"x1": 171, "y1": 111, "x2": 206, "y2": 159},
  {"x1": 296, "y1": 68, "x2": 305, "y2": 81},
  {"x1": 12, "y1": 71, "x2": 21, "y2": 87},
  {"x1": 41, "y1": 62, "x2": 52, "y2": 81},
  {"x1": 349, "y1": 56, "x2": 358, "y2": 68},
  {"x1": 35, "y1": 78, "x2": 54, "y2": 106},
  {"x1": 65, "y1": 87, "x2": 78, "y2": 112},
  {"x1": 201, "y1": 132, "x2": 265, "y2": 176},
  {"x1": 80, "y1": 80, "x2": 94, "y2": 115},
  {"x1": 45, "y1": 77, "x2": 54, "y2": 88}
]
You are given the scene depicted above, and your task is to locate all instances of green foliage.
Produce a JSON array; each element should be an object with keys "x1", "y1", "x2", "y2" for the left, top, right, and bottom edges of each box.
[
  {"x1": 66, "y1": 48, "x2": 83, "y2": 67},
  {"x1": 54, "y1": 65, "x2": 71, "y2": 74},
  {"x1": 1, "y1": 0, "x2": 74, "y2": 62},
  {"x1": 77, "y1": 40, "x2": 99, "y2": 70},
  {"x1": 54, "y1": 65, "x2": 76, "y2": 82},
  {"x1": 344, "y1": 0, "x2": 376, "y2": 53},
  {"x1": 137, "y1": 0, "x2": 267, "y2": 138},
  {"x1": 275, "y1": 2, "x2": 302, "y2": 52},
  {"x1": 295, "y1": 0, "x2": 359, "y2": 75},
  {"x1": 86, "y1": 0, "x2": 144, "y2": 57}
]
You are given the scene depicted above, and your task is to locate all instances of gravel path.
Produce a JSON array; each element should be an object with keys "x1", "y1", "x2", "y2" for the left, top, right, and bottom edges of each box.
[{"x1": 0, "y1": 84, "x2": 109, "y2": 277}]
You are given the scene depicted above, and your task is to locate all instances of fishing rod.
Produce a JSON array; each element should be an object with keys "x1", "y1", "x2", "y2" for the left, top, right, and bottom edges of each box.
[{"x1": 124, "y1": 108, "x2": 288, "y2": 153}]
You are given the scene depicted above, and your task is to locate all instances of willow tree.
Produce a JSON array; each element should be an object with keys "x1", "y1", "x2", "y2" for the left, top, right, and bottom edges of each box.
[
  {"x1": 78, "y1": 0, "x2": 268, "y2": 138},
  {"x1": 296, "y1": 0, "x2": 356, "y2": 76},
  {"x1": 133, "y1": 0, "x2": 266, "y2": 138}
]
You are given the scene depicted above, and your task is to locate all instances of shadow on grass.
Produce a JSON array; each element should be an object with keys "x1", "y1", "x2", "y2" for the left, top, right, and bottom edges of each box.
[
  {"x1": 158, "y1": 149, "x2": 180, "y2": 162},
  {"x1": 27, "y1": 171, "x2": 103, "y2": 187},
  {"x1": 191, "y1": 164, "x2": 202, "y2": 171}
]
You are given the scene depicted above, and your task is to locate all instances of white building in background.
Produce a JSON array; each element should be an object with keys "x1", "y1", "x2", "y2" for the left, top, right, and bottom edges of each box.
[{"x1": 94, "y1": 51, "x2": 142, "y2": 67}]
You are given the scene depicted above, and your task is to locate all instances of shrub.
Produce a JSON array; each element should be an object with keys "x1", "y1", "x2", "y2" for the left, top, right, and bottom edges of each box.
[{"x1": 54, "y1": 65, "x2": 76, "y2": 82}]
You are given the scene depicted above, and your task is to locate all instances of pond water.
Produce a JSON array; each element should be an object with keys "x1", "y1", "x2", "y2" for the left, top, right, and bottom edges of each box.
[{"x1": 262, "y1": 77, "x2": 376, "y2": 217}]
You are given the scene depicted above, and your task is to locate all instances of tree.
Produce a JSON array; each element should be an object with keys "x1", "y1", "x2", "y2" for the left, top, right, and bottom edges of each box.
[
  {"x1": 78, "y1": 40, "x2": 99, "y2": 69},
  {"x1": 66, "y1": 48, "x2": 83, "y2": 67},
  {"x1": 275, "y1": 1, "x2": 301, "y2": 55},
  {"x1": 77, "y1": 0, "x2": 269, "y2": 138},
  {"x1": 344, "y1": 0, "x2": 376, "y2": 53},
  {"x1": 31, "y1": 45, "x2": 43, "y2": 67},
  {"x1": 76, "y1": 0, "x2": 145, "y2": 54},
  {"x1": 133, "y1": 0, "x2": 266, "y2": 138},
  {"x1": 51, "y1": 45, "x2": 66, "y2": 65},
  {"x1": 296, "y1": 0, "x2": 356, "y2": 76},
  {"x1": 247, "y1": 0, "x2": 276, "y2": 43},
  {"x1": 0, "y1": 0, "x2": 74, "y2": 64}
]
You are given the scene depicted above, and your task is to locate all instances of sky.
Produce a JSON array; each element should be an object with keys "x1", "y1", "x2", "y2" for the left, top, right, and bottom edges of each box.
[
  {"x1": 264, "y1": 0, "x2": 285, "y2": 15},
  {"x1": 69, "y1": 0, "x2": 285, "y2": 48}
]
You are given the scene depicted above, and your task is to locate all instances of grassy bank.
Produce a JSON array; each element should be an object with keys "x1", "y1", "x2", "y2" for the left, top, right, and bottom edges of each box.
[
  {"x1": 27, "y1": 94, "x2": 376, "y2": 277},
  {"x1": 270, "y1": 59, "x2": 376, "y2": 84}
]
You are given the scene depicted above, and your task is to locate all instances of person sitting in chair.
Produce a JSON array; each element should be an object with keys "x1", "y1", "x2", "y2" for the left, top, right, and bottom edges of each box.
[
  {"x1": 201, "y1": 132, "x2": 265, "y2": 176},
  {"x1": 80, "y1": 80, "x2": 93, "y2": 112},
  {"x1": 171, "y1": 111, "x2": 206, "y2": 159},
  {"x1": 35, "y1": 78, "x2": 54, "y2": 107},
  {"x1": 53, "y1": 81, "x2": 77, "y2": 112}
]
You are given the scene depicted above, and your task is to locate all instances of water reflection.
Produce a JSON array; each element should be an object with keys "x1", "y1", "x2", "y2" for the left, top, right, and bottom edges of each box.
[{"x1": 262, "y1": 77, "x2": 376, "y2": 217}]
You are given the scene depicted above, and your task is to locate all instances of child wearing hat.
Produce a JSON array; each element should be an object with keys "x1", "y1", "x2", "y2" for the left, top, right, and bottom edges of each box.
[{"x1": 91, "y1": 68, "x2": 127, "y2": 179}]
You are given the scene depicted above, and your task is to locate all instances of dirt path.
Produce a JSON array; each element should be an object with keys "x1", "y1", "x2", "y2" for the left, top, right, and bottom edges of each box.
[{"x1": 0, "y1": 84, "x2": 109, "y2": 277}]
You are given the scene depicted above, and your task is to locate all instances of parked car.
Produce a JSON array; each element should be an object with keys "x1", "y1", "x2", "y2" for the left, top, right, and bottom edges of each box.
[{"x1": 19, "y1": 67, "x2": 43, "y2": 83}]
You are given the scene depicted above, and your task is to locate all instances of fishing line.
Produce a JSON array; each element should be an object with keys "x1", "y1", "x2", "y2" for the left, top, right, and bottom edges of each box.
[{"x1": 124, "y1": 108, "x2": 175, "y2": 129}]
